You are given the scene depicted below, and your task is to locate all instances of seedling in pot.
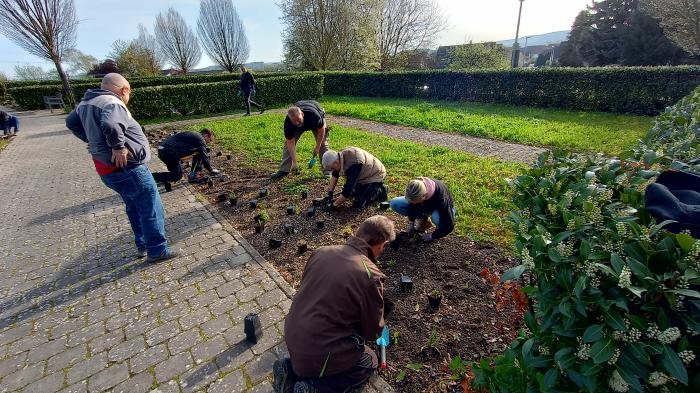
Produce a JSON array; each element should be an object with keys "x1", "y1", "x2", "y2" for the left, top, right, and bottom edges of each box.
[
  {"x1": 217, "y1": 193, "x2": 227, "y2": 203},
  {"x1": 286, "y1": 205, "x2": 296, "y2": 215},
  {"x1": 258, "y1": 187, "x2": 268, "y2": 198},
  {"x1": 253, "y1": 222, "x2": 265, "y2": 233},
  {"x1": 379, "y1": 201, "x2": 390, "y2": 210},
  {"x1": 228, "y1": 192, "x2": 237, "y2": 206},
  {"x1": 297, "y1": 240, "x2": 308, "y2": 254},
  {"x1": 216, "y1": 151, "x2": 222, "y2": 156},
  {"x1": 244, "y1": 313, "x2": 263, "y2": 344},
  {"x1": 249, "y1": 199, "x2": 257, "y2": 209},
  {"x1": 427, "y1": 289, "x2": 442, "y2": 309},
  {"x1": 315, "y1": 220, "x2": 325, "y2": 229},
  {"x1": 400, "y1": 275, "x2": 413, "y2": 292},
  {"x1": 219, "y1": 175, "x2": 229, "y2": 182},
  {"x1": 284, "y1": 223, "x2": 295, "y2": 235},
  {"x1": 226, "y1": 154, "x2": 232, "y2": 160},
  {"x1": 207, "y1": 179, "x2": 214, "y2": 188},
  {"x1": 269, "y1": 238, "x2": 283, "y2": 248},
  {"x1": 254, "y1": 210, "x2": 270, "y2": 224},
  {"x1": 312, "y1": 198, "x2": 324, "y2": 207},
  {"x1": 301, "y1": 190, "x2": 308, "y2": 199},
  {"x1": 306, "y1": 207, "x2": 316, "y2": 218}
]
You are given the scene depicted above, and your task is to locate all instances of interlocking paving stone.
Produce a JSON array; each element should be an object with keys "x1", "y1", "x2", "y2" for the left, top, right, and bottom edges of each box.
[{"x1": 0, "y1": 108, "x2": 394, "y2": 393}]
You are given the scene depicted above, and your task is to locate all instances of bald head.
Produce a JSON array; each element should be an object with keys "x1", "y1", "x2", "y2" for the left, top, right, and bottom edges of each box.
[
  {"x1": 101, "y1": 73, "x2": 131, "y2": 104},
  {"x1": 287, "y1": 106, "x2": 303, "y2": 126}
]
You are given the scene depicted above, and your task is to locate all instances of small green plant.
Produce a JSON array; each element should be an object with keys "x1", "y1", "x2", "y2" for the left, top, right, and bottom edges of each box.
[
  {"x1": 384, "y1": 259, "x2": 397, "y2": 268},
  {"x1": 395, "y1": 363, "x2": 423, "y2": 383},
  {"x1": 254, "y1": 210, "x2": 270, "y2": 224},
  {"x1": 391, "y1": 330, "x2": 400, "y2": 346},
  {"x1": 430, "y1": 288, "x2": 442, "y2": 298},
  {"x1": 227, "y1": 191, "x2": 236, "y2": 199}
]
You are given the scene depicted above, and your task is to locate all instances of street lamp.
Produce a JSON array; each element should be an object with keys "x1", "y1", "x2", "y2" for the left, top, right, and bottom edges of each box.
[{"x1": 511, "y1": 0, "x2": 525, "y2": 68}]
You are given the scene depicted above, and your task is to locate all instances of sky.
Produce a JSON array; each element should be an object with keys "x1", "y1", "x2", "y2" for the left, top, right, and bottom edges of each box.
[{"x1": 0, "y1": 0, "x2": 592, "y2": 78}]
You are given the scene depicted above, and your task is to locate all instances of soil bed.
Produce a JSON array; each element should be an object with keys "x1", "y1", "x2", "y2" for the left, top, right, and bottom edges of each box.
[{"x1": 148, "y1": 129, "x2": 522, "y2": 392}]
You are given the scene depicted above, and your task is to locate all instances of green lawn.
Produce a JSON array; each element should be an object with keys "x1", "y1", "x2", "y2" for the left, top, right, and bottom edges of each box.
[
  {"x1": 201, "y1": 114, "x2": 523, "y2": 248},
  {"x1": 0, "y1": 139, "x2": 10, "y2": 152},
  {"x1": 321, "y1": 96, "x2": 654, "y2": 156}
]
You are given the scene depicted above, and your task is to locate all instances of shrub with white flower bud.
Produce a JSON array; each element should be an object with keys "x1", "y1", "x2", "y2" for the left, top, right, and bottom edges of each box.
[{"x1": 609, "y1": 370, "x2": 630, "y2": 392}]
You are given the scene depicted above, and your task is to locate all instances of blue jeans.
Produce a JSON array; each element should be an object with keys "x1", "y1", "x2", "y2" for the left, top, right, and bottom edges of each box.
[
  {"x1": 389, "y1": 196, "x2": 455, "y2": 227},
  {"x1": 2, "y1": 116, "x2": 19, "y2": 134},
  {"x1": 100, "y1": 164, "x2": 168, "y2": 257}
]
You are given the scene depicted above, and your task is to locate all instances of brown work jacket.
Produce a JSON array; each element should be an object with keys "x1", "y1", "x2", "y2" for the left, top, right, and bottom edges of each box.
[
  {"x1": 339, "y1": 147, "x2": 386, "y2": 184},
  {"x1": 284, "y1": 236, "x2": 385, "y2": 378}
]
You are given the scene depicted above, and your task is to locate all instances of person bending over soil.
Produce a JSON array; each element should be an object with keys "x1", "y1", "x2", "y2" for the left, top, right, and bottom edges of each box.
[
  {"x1": 152, "y1": 128, "x2": 219, "y2": 190},
  {"x1": 270, "y1": 100, "x2": 330, "y2": 179},
  {"x1": 390, "y1": 177, "x2": 456, "y2": 242},
  {"x1": 273, "y1": 215, "x2": 396, "y2": 393},
  {"x1": 321, "y1": 147, "x2": 389, "y2": 209},
  {"x1": 0, "y1": 110, "x2": 20, "y2": 135}
]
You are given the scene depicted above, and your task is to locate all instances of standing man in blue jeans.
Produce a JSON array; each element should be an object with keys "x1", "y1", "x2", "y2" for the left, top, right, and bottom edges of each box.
[{"x1": 66, "y1": 73, "x2": 177, "y2": 263}]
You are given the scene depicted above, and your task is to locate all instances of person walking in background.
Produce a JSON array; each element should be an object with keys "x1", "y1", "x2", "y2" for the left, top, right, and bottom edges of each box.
[
  {"x1": 66, "y1": 73, "x2": 177, "y2": 263},
  {"x1": 274, "y1": 215, "x2": 395, "y2": 393},
  {"x1": 390, "y1": 177, "x2": 456, "y2": 242},
  {"x1": 240, "y1": 65, "x2": 264, "y2": 116},
  {"x1": 270, "y1": 100, "x2": 330, "y2": 180},
  {"x1": 151, "y1": 128, "x2": 219, "y2": 191},
  {"x1": 0, "y1": 110, "x2": 20, "y2": 135}
]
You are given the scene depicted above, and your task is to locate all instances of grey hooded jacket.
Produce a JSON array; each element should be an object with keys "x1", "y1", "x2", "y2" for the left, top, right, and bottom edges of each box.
[{"x1": 66, "y1": 89, "x2": 150, "y2": 169}]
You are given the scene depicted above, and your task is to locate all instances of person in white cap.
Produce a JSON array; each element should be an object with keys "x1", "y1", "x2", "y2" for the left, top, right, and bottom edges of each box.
[{"x1": 321, "y1": 147, "x2": 388, "y2": 209}]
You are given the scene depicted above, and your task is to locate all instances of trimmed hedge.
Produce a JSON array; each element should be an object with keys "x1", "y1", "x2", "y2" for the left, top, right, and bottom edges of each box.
[
  {"x1": 321, "y1": 67, "x2": 700, "y2": 115},
  {"x1": 128, "y1": 73, "x2": 323, "y2": 119},
  {"x1": 7, "y1": 72, "x2": 295, "y2": 109}
]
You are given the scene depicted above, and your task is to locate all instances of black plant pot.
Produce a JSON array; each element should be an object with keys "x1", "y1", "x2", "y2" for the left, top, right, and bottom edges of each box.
[
  {"x1": 297, "y1": 242, "x2": 308, "y2": 254},
  {"x1": 244, "y1": 313, "x2": 263, "y2": 344},
  {"x1": 249, "y1": 200, "x2": 257, "y2": 209},
  {"x1": 286, "y1": 206, "x2": 296, "y2": 215},
  {"x1": 301, "y1": 191, "x2": 308, "y2": 199},
  {"x1": 284, "y1": 224, "x2": 295, "y2": 235},
  {"x1": 217, "y1": 193, "x2": 227, "y2": 203},
  {"x1": 269, "y1": 238, "x2": 282, "y2": 248},
  {"x1": 207, "y1": 180, "x2": 214, "y2": 188},
  {"x1": 379, "y1": 201, "x2": 390, "y2": 210},
  {"x1": 164, "y1": 182, "x2": 172, "y2": 192},
  {"x1": 220, "y1": 175, "x2": 229, "y2": 182},
  {"x1": 400, "y1": 275, "x2": 413, "y2": 292},
  {"x1": 216, "y1": 151, "x2": 222, "y2": 156},
  {"x1": 316, "y1": 220, "x2": 325, "y2": 229},
  {"x1": 229, "y1": 197, "x2": 238, "y2": 206},
  {"x1": 254, "y1": 223, "x2": 264, "y2": 233},
  {"x1": 306, "y1": 207, "x2": 316, "y2": 218},
  {"x1": 226, "y1": 154, "x2": 232, "y2": 160},
  {"x1": 427, "y1": 295, "x2": 442, "y2": 309},
  {"x1": 259, "y1": 188, "x2": 268, "y2": 198},
  {"x1": 312, "y1": 198, "x2": 324, "y2": 207}
]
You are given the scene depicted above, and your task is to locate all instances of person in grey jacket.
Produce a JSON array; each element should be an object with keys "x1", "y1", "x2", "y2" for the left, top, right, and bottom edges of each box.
[{"x1": 65, "y1": 73, "x2": 177, "y2": 263}]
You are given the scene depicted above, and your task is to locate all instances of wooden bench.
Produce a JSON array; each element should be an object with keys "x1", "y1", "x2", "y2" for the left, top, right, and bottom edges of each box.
[{"x1": 43, "y1": 96, "x2": 65, "y2": 113}]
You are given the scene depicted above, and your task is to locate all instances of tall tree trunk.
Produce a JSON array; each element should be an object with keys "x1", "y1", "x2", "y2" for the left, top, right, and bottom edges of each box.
[{"x1": 53, "y1": 58, "x2": 75, "y2": 107}]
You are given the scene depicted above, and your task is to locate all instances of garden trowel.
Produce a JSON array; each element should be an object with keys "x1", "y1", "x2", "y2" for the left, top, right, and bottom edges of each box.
[
  {"x1": 307, "y1": 154, "x2": 317, "y2": 169},
  {"x1": 375, "y1": 325, "x2": 390, "y2": 369}
]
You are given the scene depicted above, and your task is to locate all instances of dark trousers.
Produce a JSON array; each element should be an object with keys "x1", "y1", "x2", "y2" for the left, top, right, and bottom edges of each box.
[
  {"x1": 244, "y1": 90, "x2": 262, "y2": 114},
  {"x1": 351, "y1": 182, "x2": 386, "y2": 208},
  {"x1": 303, "y1": 345, "x2": 377, "y2": 393},
  {"x1": 152, "y1": 150, "x2": 184, "y2": 183}
]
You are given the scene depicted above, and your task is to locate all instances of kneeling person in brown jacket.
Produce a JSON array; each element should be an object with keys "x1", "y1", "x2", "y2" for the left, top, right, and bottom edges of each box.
[
  {"x1": 273, "y1": 216, "x2": 396, "y2": 393},
  {"x1": 321, "y1": 147, "x2": 389, "y2": 209}
]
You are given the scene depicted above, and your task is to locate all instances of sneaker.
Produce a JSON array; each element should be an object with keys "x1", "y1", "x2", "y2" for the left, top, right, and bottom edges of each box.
[
  {"x1": 136, "y1": 248, "x2": 147, "y2": 258},
  {"x1": 272, "y1": 358, "x2": 295, "y2": 393},
  {"x1": 270, "y1": 171, "x2": 289, "y2": 180},
  {"x1": 146, "y1": 249, "x2": 180, "y2": 263},
  {"x1": 378, "y1": 185, "x2": 389, "y2": 202},
  {"x1": 293, "y1": 381, "x2": 316, "y2": 393},
  {"x1": 164, "y1": 182, "x2": 172, "y2": 192}
]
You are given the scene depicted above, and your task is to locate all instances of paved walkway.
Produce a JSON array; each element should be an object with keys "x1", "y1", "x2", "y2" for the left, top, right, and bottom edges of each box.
[
  {"x1": 0, "y1": 108, "x2": 392, "y2": 393},
  {"x1": 145, "y1": 110, "x2": 546, "y2": 165}
]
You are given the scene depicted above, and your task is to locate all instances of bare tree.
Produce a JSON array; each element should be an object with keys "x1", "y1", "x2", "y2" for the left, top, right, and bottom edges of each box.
[
  {"x1": 64, "y1": 48, "x2": 98, "y2": 76},
  {"x1": 280, "y1": 0, "x2": 379, "y2": 70},
  {"x1": 134, "y1": 24, "x2": 164, "y2": 75},
  {"x1": 13, "y1": 64, "x2": 56, "y2": 80},
  {"x1": 155, "y1": 8, "x2": 202, "y2": 74},
  {"x1": 377, "y1": 0, "x2": 446, "y2": 70},
  {"x1": 198, "y1": 0, "x2": 250, "y2": 72},
  {"x1": 0, "y1": 0, "x2": 78, "y2": 104},
  {"x1": 642, "y1": 0, "x2": 700, "y2": 55}
]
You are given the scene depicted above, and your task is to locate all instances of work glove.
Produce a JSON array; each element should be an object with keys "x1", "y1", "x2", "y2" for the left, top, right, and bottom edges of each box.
[
  {"x1": 421, "y1": 232, "x2": 433, "y2": 242},
  {"x1": 210, "y1": 168, "x2": 220, "y2": 174}
]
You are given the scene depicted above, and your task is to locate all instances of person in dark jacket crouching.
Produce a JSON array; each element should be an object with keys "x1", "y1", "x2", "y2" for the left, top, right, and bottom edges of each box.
[
  {"x1": 151, "y1": 128, "x2": 219, "y2": 189},
  {"x1": 273, "y1": 215, "x2": 396, "y2": 393},
  {"x1": 390, "y1": 177, "x2": 456, "y2": 241}
]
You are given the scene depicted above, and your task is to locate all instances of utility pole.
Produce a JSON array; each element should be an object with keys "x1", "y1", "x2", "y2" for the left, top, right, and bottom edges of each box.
[{"x1": 511, "y1": 0, "x2": 525, "y2": 68}]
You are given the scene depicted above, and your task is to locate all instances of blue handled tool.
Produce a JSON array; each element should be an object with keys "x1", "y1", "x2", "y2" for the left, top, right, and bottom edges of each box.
[
  {"x1": 308, "y1": 155, "x2": 317, "y2": 169},
  {"x1": 375, "y1": 326, "x2": 390, "y2": 369}
]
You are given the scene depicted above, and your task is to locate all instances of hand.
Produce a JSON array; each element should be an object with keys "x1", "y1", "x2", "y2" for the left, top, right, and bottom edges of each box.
[
  {"x1": 313, "y1": 145, "x2": 321, "y2": 157},
  {"x1": 291, "y1": 160, "x2": 299, "y2": 173},
  {"x1": 333, "y1": 195, "x2": 347, "y2": 207},
  {"x1": 112, "y1": 148, "x2": 129, "y2": 168},
  {"x1": 421, "y1": 232, "x2": 433, "y2": 242},
  {"x1": 210, "y1": 168, "x2": 220, "y2": 174}
]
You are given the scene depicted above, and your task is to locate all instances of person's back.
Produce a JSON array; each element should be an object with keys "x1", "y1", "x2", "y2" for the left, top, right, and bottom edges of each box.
[
  {"x1": 160, "y1": 131, "x2": 206, "y2": 158},
  {"x1": 285, "y1": 237, "x2": 385, "y2": 377},
  {"x1": 240, "y1": 71, "x2": 255, "y2": 92}
]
